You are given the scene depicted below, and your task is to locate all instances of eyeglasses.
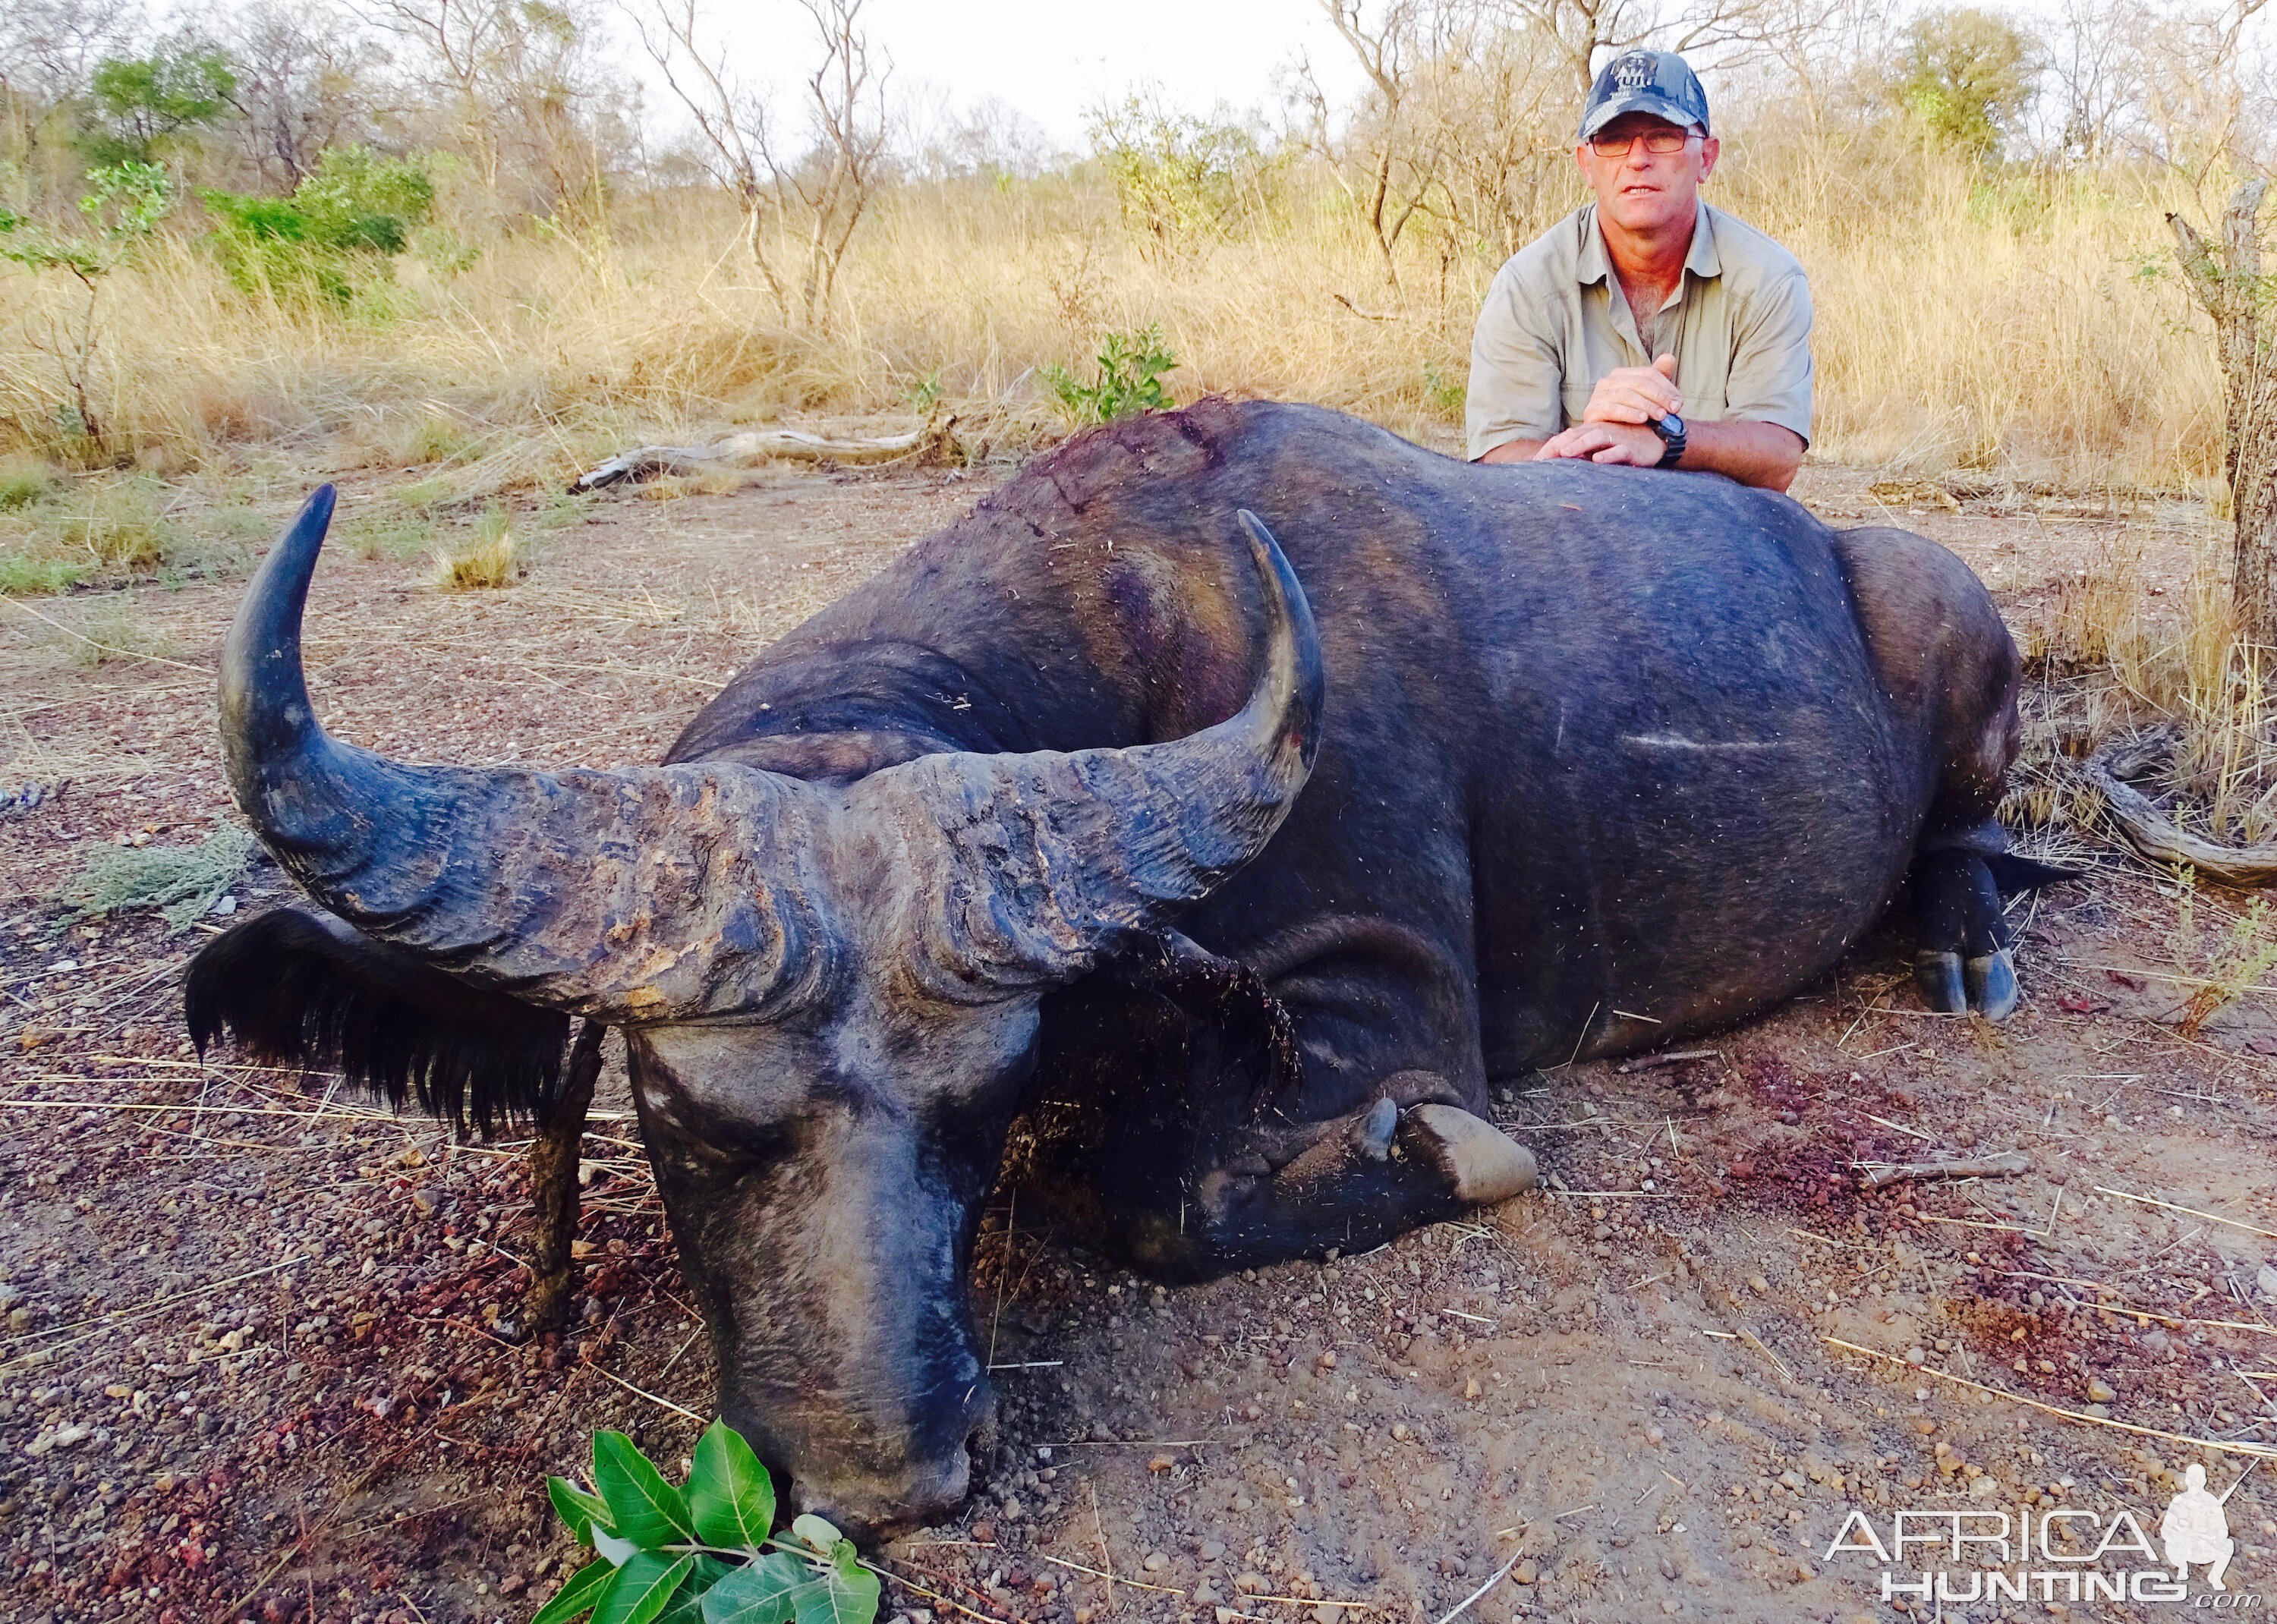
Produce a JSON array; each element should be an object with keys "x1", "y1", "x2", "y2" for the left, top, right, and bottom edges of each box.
[{"x1": 1587, "y1": 128, "x2": 1698, "y2": 156}]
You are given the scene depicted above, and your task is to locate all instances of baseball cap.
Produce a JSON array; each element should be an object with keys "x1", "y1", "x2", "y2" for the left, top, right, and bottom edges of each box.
[{"x1": 1579, "y1": 50, "x2": 1711, "y2": 140}]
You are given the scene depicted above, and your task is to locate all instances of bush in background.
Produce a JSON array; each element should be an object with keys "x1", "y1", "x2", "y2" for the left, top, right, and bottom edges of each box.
[{"x1": 201, "y1": 146, "x2": 435, "y2": 303}]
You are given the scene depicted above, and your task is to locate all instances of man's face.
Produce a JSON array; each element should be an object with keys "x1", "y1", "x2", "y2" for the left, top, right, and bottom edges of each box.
[{"x1": 1576, "y1": 113, "x2": 1718, "y2": 237}]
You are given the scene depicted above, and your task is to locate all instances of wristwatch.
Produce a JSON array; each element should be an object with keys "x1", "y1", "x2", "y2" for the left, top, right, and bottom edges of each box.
[{"x1": 1651, "y1": 411, "x2": 1687, "y2": 469}]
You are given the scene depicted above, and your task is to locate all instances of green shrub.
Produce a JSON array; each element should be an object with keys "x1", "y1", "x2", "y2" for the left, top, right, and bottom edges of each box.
[
  {"x1": 202, "y1": 146, "x2": 435, "y2": 304},
  {"x1": 1040, "y1": 325, "x2": 1178, "y2": 426},
  {"x1": 0, "y1": 462, "x2": 57, "y2": 510},
  {"x1": 61, "y1": 828, "x2": 254, "y2": 930},
  {"x1": 1422, "y1": 362, "x2": 1465, "y2": 423},
  {"x1": 537, "y1": 1421, "x2": 881, "y2": 1624},
  {"x1": 83, "y1": 44, "x2": 236, "y2": 167}
]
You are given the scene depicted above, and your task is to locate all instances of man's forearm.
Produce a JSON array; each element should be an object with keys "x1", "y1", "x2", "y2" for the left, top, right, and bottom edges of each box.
[
  {"x1": 1671, "y1": 420, "x2": 1803, "y2": 491},
  {"x1": 1475, "y1": 437, "x2": 1550, "y2": 464}
]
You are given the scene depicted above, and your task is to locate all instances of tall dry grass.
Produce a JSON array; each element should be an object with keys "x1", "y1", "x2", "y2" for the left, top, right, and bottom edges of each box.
[{"x1": 0, "y1": 137, "x2": 2234, "y2": 496}]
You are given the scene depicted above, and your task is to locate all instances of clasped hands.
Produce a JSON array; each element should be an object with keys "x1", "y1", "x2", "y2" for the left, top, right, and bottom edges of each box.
[{"x1": 1535, "y1": 354, "x2": 1679, "y2": 465}]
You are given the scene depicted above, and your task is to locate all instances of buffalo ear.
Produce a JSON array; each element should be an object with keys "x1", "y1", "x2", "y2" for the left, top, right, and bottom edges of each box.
[
  {"x1": 184, "y1": 908, "x2": 574, "y2": 1137},
  {"x1": 1983, "y1": 852, "x2": 2081, "y2": 896},
  {"x1": 1094, "y1": 930, "x2": 1304, "y2": 1118}
]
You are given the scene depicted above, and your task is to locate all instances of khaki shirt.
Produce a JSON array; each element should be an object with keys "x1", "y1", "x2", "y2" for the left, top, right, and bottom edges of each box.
[{"x1": 1466, "y1": 201, "x2": 1813, "y2": 461}]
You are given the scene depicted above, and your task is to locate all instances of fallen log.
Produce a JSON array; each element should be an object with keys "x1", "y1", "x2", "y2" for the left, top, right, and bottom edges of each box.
[
  {"x1": 572, "y1": 420, "x2": 955, "y2": 492},
  {"x1": 2082, "y1": 727, "x2": 2277, "y2": 888}
]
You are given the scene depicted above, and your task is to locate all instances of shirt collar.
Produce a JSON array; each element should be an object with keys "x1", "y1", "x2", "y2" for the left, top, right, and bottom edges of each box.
[{"x1": 1578, "y1": 201, "x2": 1721, "y2": 289}]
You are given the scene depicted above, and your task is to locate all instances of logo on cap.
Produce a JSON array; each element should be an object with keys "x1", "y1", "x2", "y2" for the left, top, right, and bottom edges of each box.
[{"x1": 1614, "y1": 53, "x2": 1654, "y2": 92}]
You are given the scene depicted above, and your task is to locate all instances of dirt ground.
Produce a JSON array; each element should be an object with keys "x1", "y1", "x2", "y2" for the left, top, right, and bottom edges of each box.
[{"x1": 2, "y1": 443, "x2": 2275, "y2": 1624}]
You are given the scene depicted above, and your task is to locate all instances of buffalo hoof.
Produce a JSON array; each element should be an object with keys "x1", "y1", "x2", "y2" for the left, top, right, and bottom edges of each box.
[
  {"x1": 1914, "y1": 950, "x2": 1966, "y2": 1014},
  {"x1": 1403, "y1": 1104, "x2": 1535, "y2": 1205},
  {"x1": 1966, "y1": 948, "x2": 2020, "y2": 1021},
  {"x1": 1351, "y1": 1096, "x2": 1398, "y2": 1161}
]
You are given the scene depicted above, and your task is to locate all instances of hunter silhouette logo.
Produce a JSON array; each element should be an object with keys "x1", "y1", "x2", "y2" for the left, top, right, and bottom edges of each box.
[
  {"x1": 1614, "y1": 53, "x2": 1654, "y2": 92},
  {"x1": 2162, "y1": 1463, "x2": 2238, "y2": 1591}
]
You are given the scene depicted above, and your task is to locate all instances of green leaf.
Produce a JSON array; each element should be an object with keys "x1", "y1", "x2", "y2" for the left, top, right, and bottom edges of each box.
[
  {"x1": 597, "y1": 1528, "x2": 641, "y2": 1567},
  {"x1": 701, "y1": 1552, "x2": 817, "y2": 1624},
  {"x1": 531, "y1": 1556, "x2": 617, "y2": 1624},
  {"x1": 593, "y1": 1430, "x2": 698, "y2": 1549},
  {"x1": 688, "y1": 1420, "x2": 776, "y2": 1552},
  {"x1": 789, "y1": 1514, "x2": 842, "y2": 1555},
  {"x1": 795, "y1": 1556, "x2": 880, "y2": 1624},
  {"x1": 551, "y1": 1476, "x2": 615, "y2": 1544},
  {"x1": 659, "y1": 1556, "x2": 733, "y2": 1624},
  {"x1": 598, "y1": 1552, "x2": 696, "y2": 1624}
]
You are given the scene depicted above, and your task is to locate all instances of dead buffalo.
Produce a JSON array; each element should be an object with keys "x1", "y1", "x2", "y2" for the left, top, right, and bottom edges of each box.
[{"x1": 185, "y1": 398, "x2": 2050, "y2": 1534}]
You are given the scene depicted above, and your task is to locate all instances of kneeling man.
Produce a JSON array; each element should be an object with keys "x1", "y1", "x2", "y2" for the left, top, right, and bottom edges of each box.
[{"x1": 1467, "y1": 50, "x2": 1812, "y2": 492}]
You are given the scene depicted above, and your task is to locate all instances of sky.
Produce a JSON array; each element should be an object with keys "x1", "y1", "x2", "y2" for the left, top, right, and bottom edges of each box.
[{"x1": 706, "y1": 0, "x2": 1372, "y2": 151}]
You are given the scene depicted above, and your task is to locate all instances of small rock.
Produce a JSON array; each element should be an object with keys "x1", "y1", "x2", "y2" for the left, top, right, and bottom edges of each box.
[
  {"x1": 1192, "y1": 1584, "x2": 1220, "y2": 1606},
  {"x1": 211, "y1": 895, "x2": 238, "y2": 917},
  {"x1": 7, "y1": 1307, "x2": 28, "y2": 1333},
  {"x1": 1905, "y1": 1346, "x2": 1926, "y2": 1366},
  {"x1": 1000, "y1": 1497, "x2": 1025, "y2": 1522},
  {"x1": 410, "y1": 1188, "x2": 442, "y2": 1217},
  {"x1": 1200, "y1": 1541, "x2": 1225, "y2": 1562},
  {"x1": 1746, "y1": 1274, "x2": 1769, "y2": 1295},
  {"x1": 1143, "y1": 1553, "x2": 1169, "y2": 1573},
  {"x1": 970, "y1": 1522, "x2": 995, "y2": 1544},
  {"x1": 497, "y1": 1575, "x2": 525, "y2": 1597},
  {"x1": 2259, "y1": 1264, "x2": 2277, "y2": 1300},
  {"x1": 1513, "y1": 1560, "x2": 1538, "y2": 1585},
  {"x1": 1463, "y1": 1377, "x2": 1482, "y2": 1399},
  {"x1": 1312, "y1": 1607, "x2": 1340, "y2": 1624},
  {"x1": 1148, "y1": 1454, "x2": 1174, "y2": 1474},
  {"x1": 1216, "y1": 1611, "x2": 1241, "y2": 1624},
  {"x1": 1235, "y1": 1571, "x2": 1269, "y2": 1594},
  {"x1": 1315, "y1": 1351, "x2": 1337, "y2": 1370},
  {"x1": 0, "y1": 1284, "x2": 20, "y2": 1310},
  {"x1": 1646, "y1": 1426, "x2": 1664, "y2": 1446},
  {"x1": 2086, "y1": 1377, "x2": 2115, "y2": 1403},
  {"x1": 23, "y1": 1421, "x2": 88, "y2": 1457}
]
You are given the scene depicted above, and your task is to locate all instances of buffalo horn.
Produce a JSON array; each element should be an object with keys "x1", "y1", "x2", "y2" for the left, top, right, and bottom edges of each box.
[
  {"x1": 218, "y1": 485, "x2": 833, "y2": 1022},
  {"x1": 868, "y1": 510, "x2": 1325, "y2": 997}
]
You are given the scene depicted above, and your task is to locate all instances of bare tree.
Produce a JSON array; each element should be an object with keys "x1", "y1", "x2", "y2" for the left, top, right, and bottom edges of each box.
[
  {"x1": 223, "y1": 2, "x2": 381, "y2": 187},
  {"x1": 2170, "y1": 180, "x2": 2277, "y2": 644},
  {"x1": 2046, "y1": 0, "x2": 2144, "y2": 163},
  {"x1": 2129, "y1": 0, "x2": 2275, "y2": 176},
  {"x1": 634, "y1": 0, "x2": 889, "y2": 327},
  {"x1": 0, "y1": 0, "x2": 145, "y2": 102},
  {"x1": 357, "y1": 0, "x2": 622, "y2": 219},
  {"x1": 1297, "y1": 0, "x2": 1455, "y2": 288}
]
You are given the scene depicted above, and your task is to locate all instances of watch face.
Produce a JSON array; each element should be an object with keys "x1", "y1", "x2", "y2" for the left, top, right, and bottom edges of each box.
[{"x1": 1658, "y1": 412, "x2": 1686, "y2": 439}]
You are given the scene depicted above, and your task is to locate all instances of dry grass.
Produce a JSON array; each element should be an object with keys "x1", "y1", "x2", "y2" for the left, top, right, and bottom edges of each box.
[
  {"x1": 429, "y1": 509, "x2": 521, "y2": 590},
  {"x1": 2022, "y1": 496, "x2": 2277, "y2": 853},
  {"x1": 0, "y1": 140, "x2": 2234, "y2": 502}
]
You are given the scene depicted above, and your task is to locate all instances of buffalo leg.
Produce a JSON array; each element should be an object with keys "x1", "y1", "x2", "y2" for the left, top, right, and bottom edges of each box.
[
  {"x1": 513, "y1": 1019, "x2": 606, "y2": 1339},
  {"x1": 1913, "y1": 852, "x2": 2017, "y2": 1020},
  {"x1": 1116, "y1": 1082, "x2": 1535, "y2": 1280}
]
